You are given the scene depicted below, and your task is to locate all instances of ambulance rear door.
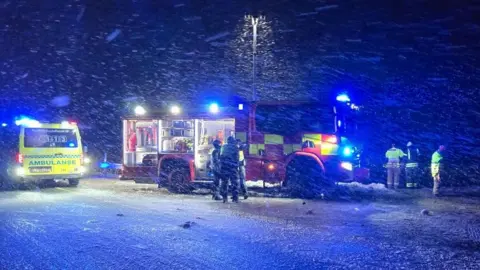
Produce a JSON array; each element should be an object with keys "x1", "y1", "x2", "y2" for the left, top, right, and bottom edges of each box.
[{"x1": 21, "y1": 124, "x2": 83, "y2": 177}]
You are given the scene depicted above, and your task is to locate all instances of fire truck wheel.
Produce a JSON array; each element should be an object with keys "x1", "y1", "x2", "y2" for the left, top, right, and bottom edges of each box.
[
  {"x1": 285, "y1": 157, "x2": 327, "y2": 199},
  {"x1": 167, "y1": 169, "x2": 193, "y2": 194}
]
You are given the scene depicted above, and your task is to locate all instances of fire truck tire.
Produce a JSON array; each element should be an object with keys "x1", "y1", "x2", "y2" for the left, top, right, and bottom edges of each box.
[
  {"x1": 159, "y1": 159, "x2": 193, "y2": 193},
  {"x1": 167, "y1": 169, "x2": 193, "y2": 193},
  {"x1": 285, "y1": 157, "x2": 328, "y2": 199}
]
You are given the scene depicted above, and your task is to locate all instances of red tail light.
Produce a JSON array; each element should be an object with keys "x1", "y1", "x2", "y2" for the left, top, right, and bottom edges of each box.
[
  {"x1": 322, "y1": 135, "x2": 338, "y2": 144},
  {"x1": 16, "y1": 153, "x2": 24, "y2": 164}
]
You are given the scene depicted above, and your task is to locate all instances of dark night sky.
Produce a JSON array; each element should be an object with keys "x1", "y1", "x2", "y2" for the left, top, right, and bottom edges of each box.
[{"x1": 1, "y1": 0, "x2": 479, "y2": 180}]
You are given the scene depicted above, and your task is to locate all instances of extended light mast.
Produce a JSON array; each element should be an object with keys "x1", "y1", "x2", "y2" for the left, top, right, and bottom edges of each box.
[{"x1": 245, "y1": 15, "x2": 265, "y2": 102}]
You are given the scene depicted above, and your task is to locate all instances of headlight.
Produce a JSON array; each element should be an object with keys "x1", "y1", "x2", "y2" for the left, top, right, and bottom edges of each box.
[
  {"x1": 341, "y1": 162, "x2": 353, "y2": 171},
  {"x1": 84, "y1": 157, "x2": 91, "y2": 164},
  {"x1": 16, "y1": 167, "x2": 25, "y2": 176},
  {"x1": 267, "y1": 163, "x2": 275, "y2": 171}
]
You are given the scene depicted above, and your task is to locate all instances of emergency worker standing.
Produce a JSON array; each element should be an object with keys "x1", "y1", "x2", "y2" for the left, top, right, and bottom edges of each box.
[
  {"x1": 405, "y1": 141, "x2": 421, "y2": 188},
  {"x1": 385, "y1": 144, "x2": 406, "y2": 189},
  {"x1": 236, "y1": 139, "x2": 248, "y2": 200},
  {"x1": 431, "y1": 145, "x2": 446, "y2": 196},
  {"x1": 220, "y1": 136, "x2": 240, "y2": 203},
  {"x1": 210, "y1": 140, "x2": 222, "y2": 200}
]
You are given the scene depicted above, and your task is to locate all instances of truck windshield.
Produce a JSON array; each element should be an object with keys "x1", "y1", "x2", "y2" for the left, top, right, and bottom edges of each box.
[
  {"x1": 24, "y1": 128, "x2": 78, "y2": 148},
  {"x1": 255, "y1": 104, "x2": 336, "y2": 135}
]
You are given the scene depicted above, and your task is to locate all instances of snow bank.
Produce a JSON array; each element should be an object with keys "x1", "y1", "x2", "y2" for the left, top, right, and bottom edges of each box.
[
  {"x1": 247, "y1": 180, "x2": 281, "y2": 189},
  {"x1": 337, "y1": 181, "x2": 388, "y2": 191}
]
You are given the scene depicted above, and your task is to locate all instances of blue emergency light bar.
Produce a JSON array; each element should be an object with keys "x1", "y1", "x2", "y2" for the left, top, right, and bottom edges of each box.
[
  {"x1": 336, "y1": 94, "x2": 350, "y2": 103},
  {"x1": 209, "y1": 103, "x2": 219, "y2": 113},
  {"x1": 15, "y1": 116, "x2": 41, "y2": 127}
]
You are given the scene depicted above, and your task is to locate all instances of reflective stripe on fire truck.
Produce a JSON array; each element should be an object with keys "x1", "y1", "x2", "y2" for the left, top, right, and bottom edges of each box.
[
  {"x1": 283, "y1": 144, "x2": 302, "y2": 155},
  {"x1": 302, "y1": 134, "x2": 338, "y2": 155},
  {"x1": 248, "y1": 133, "x2": 339, "y2": 156},
  {"x1": 320, "y1": 142, "x2": 338, "y2": 155},
  {"x1": 249, "y1": 144, "x2": 265, "y2": 155},
  {"x1": 264, "y1": 134, "x2": 283, "y2": 144},
  {"x1": 235, "y1": 132, "x2": 247, "y2": 143},
  {"x1": 303, "y1": 134, "x2": 322, "y2": 146}
]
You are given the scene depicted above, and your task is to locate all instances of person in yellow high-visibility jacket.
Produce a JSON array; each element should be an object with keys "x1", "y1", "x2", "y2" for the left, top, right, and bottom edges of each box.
[
  {"x1": 431, "y1": 145, "x2": 446, "y2": 196},
  {"x1": 385, "y1": 143, "x2": 406, "y2": 189},
  {"x1": 236, "y1": 139, "x2": 248, "y2": 200}
]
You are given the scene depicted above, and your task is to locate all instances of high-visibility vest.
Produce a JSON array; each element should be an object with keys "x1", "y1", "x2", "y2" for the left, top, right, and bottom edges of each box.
[
  {"x1": 239, "y1": 150, "x2": 246, "y2": 166},
  {"x1": 431, "y1": 151, "x2": 443, "y2": 164},
  {"x1": 385, "y1": 148, "x2": 405, "y2": 163}
]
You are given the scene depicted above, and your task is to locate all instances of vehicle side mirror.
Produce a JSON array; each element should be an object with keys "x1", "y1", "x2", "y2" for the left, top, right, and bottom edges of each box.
[
  {"x1": 83, "y1": 145, "x2": 88, "y2": 153},
  {"x1": 302, "y1": 140, "x2": 314, "y2": 149},
  {"x1": 258, "y1": 149, "x2": 265, "y2": 156}
]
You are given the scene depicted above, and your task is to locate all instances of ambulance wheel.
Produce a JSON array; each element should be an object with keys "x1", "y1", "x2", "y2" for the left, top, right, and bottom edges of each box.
[
  {"x1": 18, "y1": 181, "x2": 36, "y2": 191},
  {"x1": 39, "y1": 179, "x2": 55, "y2": 188},
  {"x1": 285, "y1": 157, "x2": 327, "y2": 199},
  {"x1": 68, "y1": 179, "x2": 80, "y2": 187}
]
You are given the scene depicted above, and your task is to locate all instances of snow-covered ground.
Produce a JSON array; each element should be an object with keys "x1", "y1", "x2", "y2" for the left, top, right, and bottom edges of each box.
[{"x1": 1, "y1": 179, "x2": 479, "y2": 269}]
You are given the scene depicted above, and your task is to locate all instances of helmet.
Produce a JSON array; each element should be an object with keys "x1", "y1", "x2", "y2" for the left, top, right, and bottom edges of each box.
[
  {"x1": 407, "y1": 141, "x2": 413, "y2": 147},
  {"x1": 212, "y1": 140, "x2": 221, "y2": 148},
  {"x1": 227, "y1": 136, "x2": 236, "y2": 144}
]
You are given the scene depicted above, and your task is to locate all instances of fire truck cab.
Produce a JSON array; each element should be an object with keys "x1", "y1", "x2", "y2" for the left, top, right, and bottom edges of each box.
[{"x1": 120, "y1": 98, "x2": 368, "y2": 196}]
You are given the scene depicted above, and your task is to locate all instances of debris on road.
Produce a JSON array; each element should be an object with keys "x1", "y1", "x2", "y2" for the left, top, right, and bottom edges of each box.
[
  {"x1": 421, "y1": 209, "x2": 433, "y2": 216},
  {"x1": 181, "y1": 221, "x2": 197, "y2": 229}
]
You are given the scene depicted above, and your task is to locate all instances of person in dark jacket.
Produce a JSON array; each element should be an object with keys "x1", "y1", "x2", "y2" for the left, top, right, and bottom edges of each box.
[
  {"x1": 211, "y1": 140, "x2": 222, "y2": 200},
  {"x1": 405, "y1": 141, "x2": 421, "y2": 188},
  {"x1": 220, "y1": 136, "x2": 239, "y2": 203}
]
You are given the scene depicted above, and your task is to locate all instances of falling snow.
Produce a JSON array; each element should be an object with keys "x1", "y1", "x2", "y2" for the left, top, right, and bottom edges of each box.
[{"x1": 1, "y1": 1, "x2": 480, "y2": 267}]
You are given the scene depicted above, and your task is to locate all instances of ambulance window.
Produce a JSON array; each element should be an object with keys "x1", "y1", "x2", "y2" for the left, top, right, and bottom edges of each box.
[{"x1": 24, "y1": 128, "x2": 78, "y2": 148}]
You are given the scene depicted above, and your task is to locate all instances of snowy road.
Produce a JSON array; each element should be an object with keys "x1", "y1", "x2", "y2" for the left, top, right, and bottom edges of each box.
[{"x1": 1, "y1": 179, "x2": 480, "y2": 270}]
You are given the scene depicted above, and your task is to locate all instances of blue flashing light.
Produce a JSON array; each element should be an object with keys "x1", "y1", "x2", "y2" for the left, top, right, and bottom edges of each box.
[
  {"x1": 238, "y1": 103, "x2": 244, "y2": 110},
  {"x1": 100, "y1": 162, "x2": 110, "y2": 169},
  {"x1": 342, "y1": 146, "x2": 353, "y2": 157},
  {"x1": 15, "y1": 116, "x2": 41, "y2": 127},
  {"x1": 336, "y1": 94, "x2": 350, "y2": 103},
  {"x1": 1, "y1": 123, "x2": 7, "y2": 127},
  {"x1": 68, "y1": 143, "x2": 75, "y2": 147},
  {"x1": 209, "y1": 103, "x2": 219, "y2": 113}
]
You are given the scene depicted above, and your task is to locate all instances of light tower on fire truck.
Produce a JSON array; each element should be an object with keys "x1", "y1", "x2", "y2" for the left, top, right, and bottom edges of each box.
[{"x1": 245, "y1": 14, "x2": 265, "y2": 102}]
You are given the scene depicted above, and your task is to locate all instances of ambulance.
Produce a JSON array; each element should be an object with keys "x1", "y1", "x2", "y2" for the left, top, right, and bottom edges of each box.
[{"x1": 4, "y1": 117, "x2": 86, "y2": 188}]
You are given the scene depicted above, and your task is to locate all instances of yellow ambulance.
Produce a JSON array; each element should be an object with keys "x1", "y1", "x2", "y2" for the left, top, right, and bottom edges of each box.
[{"x1": 8, "y1": 118, "x2": 86, "y2": 187}]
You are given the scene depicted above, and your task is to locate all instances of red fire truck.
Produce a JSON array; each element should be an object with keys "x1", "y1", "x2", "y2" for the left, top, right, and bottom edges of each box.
[{"x1": 120, "y1": 96, "x2": 368, "y2": 196}]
